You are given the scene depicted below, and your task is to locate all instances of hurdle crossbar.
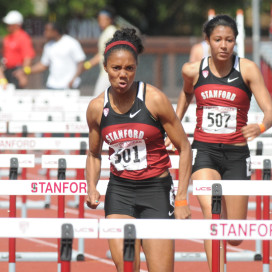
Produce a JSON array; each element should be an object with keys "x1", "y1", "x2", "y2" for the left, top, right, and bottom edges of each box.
[
  {"x1": 0, "y1": 154, "x2": 35, "y2": 168},
  {"x1": 0, "y1": 218, "x2": 98, "y2": 238},
  {"x1": 0, "y1": 218, "x2": 271, "y2": 240},
  {"x1": 41, "y1": 154, "x2": 272, "y2": 170},
  {"x1": 1, "y1": 179, "x2": 272, "y2": 196},
  {"x1": 193, "y1": 180, "x2": 272, "y2": 195},
  {"x1": 9, "y1": 121, "x2": 89, "y2": 133}
]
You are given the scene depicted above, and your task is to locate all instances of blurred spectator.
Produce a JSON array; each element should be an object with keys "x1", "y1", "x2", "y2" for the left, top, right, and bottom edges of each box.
[
  {"x1": 189, "y1": 40, "x2": 210, "y2": 62},
  {"x1": 2, "y1": 10, "x2": 35, "y2": 88},
  {"x1": 83, "y1": 6, "x2": 117, "y2": 96},
  {"x1": 0, "y1": 67, "x2": 8, "y2": 89},
  {"x1": 15, "y1": 22, "x2": 86, "y2": 89}
]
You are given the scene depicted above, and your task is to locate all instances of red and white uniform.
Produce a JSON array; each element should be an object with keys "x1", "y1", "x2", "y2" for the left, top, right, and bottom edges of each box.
[
  {"x1": 101, "y1": 82, "x2": 171, "y2": 180},
  {"x1": 193, "y1": 56, "x2": 252, "y2": 144}
]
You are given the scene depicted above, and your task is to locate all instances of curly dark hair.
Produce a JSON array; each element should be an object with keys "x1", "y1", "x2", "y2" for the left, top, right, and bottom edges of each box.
[{"x1": 104, "y1": 28, "x2": 144, "y2": 64}]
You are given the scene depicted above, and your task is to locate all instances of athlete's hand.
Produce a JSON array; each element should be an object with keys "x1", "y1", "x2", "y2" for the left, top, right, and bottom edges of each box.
[
  {"x1": 174, "y1": 205, "x2": 191, "y2": 219},
  {"x1": 86, "y1": 189, "x2": 101, "y2": 209},
  {"x1": 241, "y1": 123, "x2": 262, "y2": 141}
]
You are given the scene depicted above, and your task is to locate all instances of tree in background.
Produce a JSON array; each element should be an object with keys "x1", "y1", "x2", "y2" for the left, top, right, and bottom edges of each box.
[
  {"x1": 1, "y1": 0, "x2": 271, "y2": 37},
  {"x1": 0, "y1": 0, "x2": 33, "y2": 36},
  {"x1": 47, "y1": 0, "x2": 107, "y2": 25}
]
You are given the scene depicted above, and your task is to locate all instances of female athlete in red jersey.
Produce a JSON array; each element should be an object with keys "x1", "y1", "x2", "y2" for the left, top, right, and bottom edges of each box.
[
  {"x1": 176, "y1": 15, "x2": 272, "y2": 272},
  {"x1": 86, "y1": 28, "x2": 192, "y2": 272}
]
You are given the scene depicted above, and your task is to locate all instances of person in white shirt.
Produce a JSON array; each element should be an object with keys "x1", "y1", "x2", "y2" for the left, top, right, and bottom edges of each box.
[
  {"x1": 83, "y1": 6, "x2": 117, "y2": 96},
  {"x1": 15, "y1": 22, "x2": 86, "y2": 89}
]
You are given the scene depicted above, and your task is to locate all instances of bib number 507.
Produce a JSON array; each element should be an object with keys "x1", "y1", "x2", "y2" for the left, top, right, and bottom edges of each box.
[{"x1": 207, "y1": 112, "x2": 231, "y2": 128}]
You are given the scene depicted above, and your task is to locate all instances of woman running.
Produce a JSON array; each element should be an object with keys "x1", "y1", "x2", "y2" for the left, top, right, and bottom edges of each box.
[
  {"x1": 176, "y1": 14, "x2": 272, "y2": 271},
  {"x1": 86, "y1": 28, "x2": 192, "y2": 272}
]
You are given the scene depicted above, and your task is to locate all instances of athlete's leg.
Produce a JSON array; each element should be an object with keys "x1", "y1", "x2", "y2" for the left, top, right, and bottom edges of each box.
[
  {"x1": 193, "y1": 168, "x2": 224, "y2": 272},
  {"x1": 223, "y1": 195, "x2": 249, "y2": 246},
  {"x1": 141, "y1": 239, "x2": 174, "y2": 272},
  {"x1": 221, "y1": 145, "x2": 250, "y2": 246},
  {"x1": 106, "y1": 214, "x2": 141, "y2": 272}
]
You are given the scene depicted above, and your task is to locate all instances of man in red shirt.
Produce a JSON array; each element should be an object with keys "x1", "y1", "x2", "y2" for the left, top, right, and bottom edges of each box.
[{"x1": 2, "y1": 10, "x2": 35, "y2": 88}]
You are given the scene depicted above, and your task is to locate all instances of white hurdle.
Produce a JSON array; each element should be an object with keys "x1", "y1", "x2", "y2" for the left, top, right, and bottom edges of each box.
[
  {"x1": 0, "y1": 138, "x2": 89, "y2": 214},
  {"x1": 0, "y1": 156, "x2": 88, "y2": 271},
  {"x1": 1, "y1": 217, "x2": 272, "y2": 272},
  {"x1": 40, "y1": 154, "x2": 271, "y2": 267}
]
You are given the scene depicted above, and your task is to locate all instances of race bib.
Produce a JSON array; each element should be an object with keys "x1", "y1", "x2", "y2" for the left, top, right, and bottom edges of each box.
[
  {"x1": 202, "y1": 106, "x2": 237, "y2": 134},
  {"x1": 110, "y1": 140, "x2": 147, "y2": 171}
]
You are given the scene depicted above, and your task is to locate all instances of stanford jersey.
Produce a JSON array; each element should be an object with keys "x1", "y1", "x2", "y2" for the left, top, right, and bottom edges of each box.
[
  {"x1": 101, "y1": 82, "x2": 171, "y2": 180},
  {"x1": 193, "y1": 56, "x2": 252, "y2": 144}
]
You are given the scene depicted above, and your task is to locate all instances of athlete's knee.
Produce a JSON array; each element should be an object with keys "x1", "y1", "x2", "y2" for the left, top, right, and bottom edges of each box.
[{"x1": 227, "y1": 239, "x2": 243, "y2": 246}]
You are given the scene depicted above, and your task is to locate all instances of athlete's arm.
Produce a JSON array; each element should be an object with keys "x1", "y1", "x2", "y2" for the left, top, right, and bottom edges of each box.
[
  {"x1": 146, "y1": 85, "x2": 192, "y2": 219},
  {"x1": 86, "y1": 96, "x2": 104, "y2": 209},
  {"x1": 69, "y1": 60, "x2": 84, "y2": 88},
  {"x1": 189, "y1": 43, "x2": 204, "y2": 62},
  {"x1": 176, "y1": 62, "x2": 200, "y2": 121},
  {"x1": 240, "y1": 59, "x2": 272, "y2": 140},
  {"x1": 165, "y1": 62, "x2": 199, "y2": 148},
  {"x1": 84, "y1": 53, "x2": 100, "y2": 71}
]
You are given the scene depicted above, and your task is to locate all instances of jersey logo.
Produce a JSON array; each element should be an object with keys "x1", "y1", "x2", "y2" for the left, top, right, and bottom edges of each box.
[
  {"x1": 227, "y1": 77, "x2": 239, "y2": 83},
  {"x1": 103, "y1": 108, "x2": 109, "y2": 117},
  {"x1": 129, "y1": 109, "x2": 141, "y2": 118},
  {"x1": 202, "y1": 70, "x2": 209, "y2": 78},
  {"x1": 168, "y1": 210, "x2": 174, "y2": 216}
]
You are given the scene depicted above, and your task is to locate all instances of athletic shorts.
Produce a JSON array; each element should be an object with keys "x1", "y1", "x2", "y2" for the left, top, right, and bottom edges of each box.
[
  {"x1": 192, "y1": 140, "x2": 251, "y2": 180},
  {"x1": 104, "y1": 173, "x2": 175, "y2": 219}
]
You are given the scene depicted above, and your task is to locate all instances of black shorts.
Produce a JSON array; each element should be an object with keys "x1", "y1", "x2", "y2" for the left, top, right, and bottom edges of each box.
[
  {"x1": 192, "y1": 140, "x2": 251, "y2": 180},
  {"x1": 104, "y1": 173, "x2": 175, "y2": 219}
]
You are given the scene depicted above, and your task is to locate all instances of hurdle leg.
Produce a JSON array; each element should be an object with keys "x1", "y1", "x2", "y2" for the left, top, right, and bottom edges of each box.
[
  {"x1": 76, "y1": 142, "x2": 86, "y2": 259},
  {"x1": 20, "y1": 126, "x2": 28, "y2": 218},
  {"x1": 212, "y1": 183, "x2": 222, "y2": 272},
  {"x1": 57, "y1": 159, "x2": 66, "y2": 272},
  {"x1": 20, "y1": 162, "x2": 27, "y2": 218},
  {"x1": 223, "y1": 240, "x2": 227, "y2": 272},
  {"x1": 9, "y1": 158, "x2": 19, "y2": 272},
  {"x1": 60, "y1": 224, "x2": 73, "y2": 272},
  {"x1": 123, "y1": 224, "x2": 136, "y2": 272},
  {"x1": 255, "y1": 141, "x2": 263, "y2": 256},
  {"x1": 44, "y1": 132, "x2": 53, "y2": 208},
  {"x1": 262, "y1": 159, "x2": 271, "y2": 272}
]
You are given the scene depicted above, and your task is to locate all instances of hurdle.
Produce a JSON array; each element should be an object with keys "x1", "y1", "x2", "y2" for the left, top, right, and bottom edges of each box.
[
  {"x1": 193, "y1": 161, "x2": 271, "y2": 272},
  {"x1": 0, "y1": 156, "x2": 87, "y2": 269},
  {"x1": 0, "y1": 154, "x2": 33, "y2": 272},
  {"x1": 40, "y1": 154, "x2": 271, "y2": 265},
  {"x1": 1, "y1": 175, "x2": 271, "y2": 270},
  {"x1": 0, "y1": 217, "x2": 98, "y2": 272},
  {"x1": 1, "y1": 215, "x2": 272, "y2": 272},
  {"x1": 0, "y1": 137, "x2": 89, "y2": 216}
]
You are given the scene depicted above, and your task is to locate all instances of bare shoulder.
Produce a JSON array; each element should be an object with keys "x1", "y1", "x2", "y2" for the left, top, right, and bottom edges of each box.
[
  {"x1": 240, "y1": 58, "x2": 258, "y2": 70},
  {"x1": 189, "y1": 43, "x2": 203, "y2": 62},
  {"x1": 145, "y1": 84, "x2": 173, "y2": 118},
  {"x1": 240, "y1": 58, "x2": 260, "y2": 76},
  {"x1": 145, "y1": 83, "x2": 169, "y2": 105},
  {"x1": 86, "y1": 92, "x2": 104, "y2": 125},
  {"x1": 239, "y1": 58, "x2": 262, "y2": 85},
  {"x1": 182, "y1": 61, "x2": 201, "y2": 79}
]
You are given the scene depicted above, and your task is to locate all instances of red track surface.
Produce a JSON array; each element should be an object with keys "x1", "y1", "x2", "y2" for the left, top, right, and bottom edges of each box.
[{"x1": 0, "y1": 164, "x2": 271, "y2": 271}]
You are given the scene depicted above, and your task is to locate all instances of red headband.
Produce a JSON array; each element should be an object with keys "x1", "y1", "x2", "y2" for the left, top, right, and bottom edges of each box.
[{"x1": 104, "y1": 41, "x2": 137, "y2": 55}]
